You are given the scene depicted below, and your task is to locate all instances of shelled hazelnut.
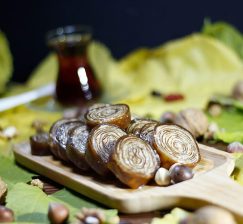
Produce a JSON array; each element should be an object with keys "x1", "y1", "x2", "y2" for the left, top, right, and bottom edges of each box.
[
  {"x1": 75, "y1": 208, "x2": 106, "y2": 224},
  {"x1": 154, "y1": 168, "x2": 171, "y2": 186}
]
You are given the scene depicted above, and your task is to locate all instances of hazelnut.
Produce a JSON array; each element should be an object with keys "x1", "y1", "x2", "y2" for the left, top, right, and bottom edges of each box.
[
  {"x1": 175, "y1": 108, "x2": 208, "y2": 138},
  {"x1": 226, "y1": 141, "x2": 243, "y2": 153},
  {"x1": 48, "y1": 202, "x2": 69, "y2": 224},
  {"x1": 0, "y1": 206, "x2": 14, "y2": 223},
  {"x1": 232, "y1": 80, "x2": 243, "y2": 101},
  {"x1": 191, "y1": 206, "x2": 236, "y2": 224},
  {"x1": 75, "y1": 208, "x2": 107, "y2": 224},
  {"x1": 154, "y1": 168, "x2": 171, "y2": 186},
  {"x1": 160, "y1": 111, "x2": 176, "y2": 124},
  {"x1": 207, "y1": 104, "x2": 222, "y2": 117},
  {"x1": 169, "y1": 164, "x2": 194, "y2": 184}
]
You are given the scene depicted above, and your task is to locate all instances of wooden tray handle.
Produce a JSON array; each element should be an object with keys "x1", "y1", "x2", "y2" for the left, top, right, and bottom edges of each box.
[{"x1": 175, "y1": 172, "x2": 243, "y2": 223}]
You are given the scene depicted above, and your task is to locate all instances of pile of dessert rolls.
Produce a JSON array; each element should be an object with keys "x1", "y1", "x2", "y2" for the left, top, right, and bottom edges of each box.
[{"x1": 30, "y1": 103, "x2": 200, "y2": 189}]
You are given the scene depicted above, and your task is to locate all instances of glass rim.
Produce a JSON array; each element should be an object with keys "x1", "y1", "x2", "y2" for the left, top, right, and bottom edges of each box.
[{"x1": 46, "y1": 25, "x2": 93, "y2": 42}]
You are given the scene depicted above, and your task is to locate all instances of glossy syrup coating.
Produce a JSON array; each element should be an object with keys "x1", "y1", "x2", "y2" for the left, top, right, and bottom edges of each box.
[
  {"x1": 169, "y1": 164, "x2": 194, "y2": 183},
  {"x1": 66, "y1": 124, "x2": 90, "y2": 171},
  {"x1": 127, "y1": 118, "x2": 158, "y2": 136},
  {"x1": 108, "y1": 135, "x2": 160, "y2": 189},
  {"x1": 85, "y1": 124, "x2": 126, "y2": 176},
  {"x1": 85, "y1": 104, "x2": 131, "y2": 129},
  {"x1": 30, "y1": 132, "x2": 50, "y2": 156},
  {"x1": 139, "y1": 122, "x2": 158, "y2": 144},
  {"x1": 153, "y1": 124, "x2": 200, "y2": 169},
  {"x1": 49, "y1": 118, "x2": 84, "y2": 161}
]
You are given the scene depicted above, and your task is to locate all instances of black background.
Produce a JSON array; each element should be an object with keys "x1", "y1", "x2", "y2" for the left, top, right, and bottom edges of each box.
[{"x1": 1, "y1": 0, "x2": 243, "y2": 82}]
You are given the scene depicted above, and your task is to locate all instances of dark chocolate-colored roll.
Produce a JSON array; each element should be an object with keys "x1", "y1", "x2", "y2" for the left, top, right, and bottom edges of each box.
[
  {"x1": 30, "y1": 132, "x2": 50, "y2": 156},
  {"x1": 49, "y1": 119, "x2": 83, "y2": 161},
  {"x1": 66, "y1": 124, "x2": 90, "y2": 171}
]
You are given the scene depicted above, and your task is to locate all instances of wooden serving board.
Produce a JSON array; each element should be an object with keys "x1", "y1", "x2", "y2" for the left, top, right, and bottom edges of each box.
[{"x1": 14, "y1": 142, "x2": 243, "y2": 222}]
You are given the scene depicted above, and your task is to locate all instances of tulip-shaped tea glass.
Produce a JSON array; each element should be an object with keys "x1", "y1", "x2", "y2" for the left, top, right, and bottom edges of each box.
[{"x1": 47, "y1": 25, "x2": 102, "y2": 106}]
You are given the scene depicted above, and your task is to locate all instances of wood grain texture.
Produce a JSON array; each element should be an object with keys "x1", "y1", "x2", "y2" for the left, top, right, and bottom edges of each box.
[{"x1": 14, "y1": 142, "x2": 243, "y2": 222}]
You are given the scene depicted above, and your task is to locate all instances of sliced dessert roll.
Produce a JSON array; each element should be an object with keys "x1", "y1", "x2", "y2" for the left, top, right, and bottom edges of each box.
[
  {"x1": 86, "y1": 124, "x2": 126, "y2": 176},
  {"x1": 153, "y1": 124, "x2": 200, "y2": 169},
  {"x1": 66, "y1": 124, "x2": 90, "y2": 171},
  {"x1": 108, "y1": 135, "x2": 160, "y2": 189},
  {"x1": 30, "y1": 132, "x2": 50, "y2": 156},
  {"x1": 49, "y1": 119, "x2": 83, "y2": 161},
  {"x1": 85, "y1": 104, "x2": 131, "y2": 129},
  {"x1": 127, "y1": 119, "x2": 158, "y2": 136},
  {"x1": 139, "y1": 122, "x2": 158, "y2": 144}
]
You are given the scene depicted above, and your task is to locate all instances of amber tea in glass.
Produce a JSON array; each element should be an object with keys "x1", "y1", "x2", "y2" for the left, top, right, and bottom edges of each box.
[{"x1": 47, "y1": 25, "x2": 102, "y2": 106}]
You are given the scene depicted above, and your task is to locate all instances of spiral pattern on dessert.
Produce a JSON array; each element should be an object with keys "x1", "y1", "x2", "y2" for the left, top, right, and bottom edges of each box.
[
  {"x1": 116, "y1": 136, "x2": 159, "y2": 174},
  {"x1": 154, "y1": 124, "x2": 199, "y2": 164},
  {"x1": 127, "y1": 119, "x2": 157, "y2": 136},
  {"x1": 86, "y1": 104, "x2": 128, "y2": 122},
  {"x1": 91, "y1": 124, "x2": 126, "y2": 163},
  {"x1": 139, "y1": 122, "x2": 157, "y2": 144}
]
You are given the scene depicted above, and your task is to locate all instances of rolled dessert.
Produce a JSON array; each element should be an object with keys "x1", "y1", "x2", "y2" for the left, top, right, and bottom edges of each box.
[
  {"x1": 108, "y1": 135, "x2": 160, "y2": 189},
  {"x1": 49, "y1": 119, "x2": 83, "y2": 161},
  {"x1": 153, "y1": 124, "x2": 200, "y2": 169},
  {"x1": 139, "y1": 122, "x2": 158, "y2": 144},
  {"x1": 66, "y1": 124, "x2": 90, "y2": 171},
  {"x1": 30, "y1": 132, "x2": 50, "y2": 156},
  {"x1": 85, "y1": 104, "x2": 131, "y2": 130},
  {"x1": 127, "y1": 118, "x2": 158, "y2": 136},
  {"x1": 85, "y1": 124, "x2": 126, "y2": 176}
]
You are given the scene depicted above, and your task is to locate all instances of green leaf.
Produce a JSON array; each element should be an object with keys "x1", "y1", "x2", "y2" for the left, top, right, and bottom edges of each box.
[
  {"x1": 208, "y1": 108, "x2": 243, "y2": 143},
  {"x1": 202, "y1": 20, "x2": 243, "y2": 59},
  {"x1": 6, "y1": 183, "x2": 119, "y2": 223},
  {"x1": 0, "y1": 155, "x2": 34, "y2": 189},
  {"x1": 0, "y1": 31, "x2": 13, "y2": 94},
  {"x1": 52, "y1": 188, "x2": 101, "y2": 209},
  {"x1": 89, "y1": 34, "x2": 243, "y2": 119},
  {"x1": 6, "y1": 183, "x2": 56, "y2": 223}
]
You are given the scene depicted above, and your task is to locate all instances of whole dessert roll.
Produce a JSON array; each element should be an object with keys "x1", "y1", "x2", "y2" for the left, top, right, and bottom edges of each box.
[
  {"x1": 66, "y1": 124, "x2": 90, "y2": 171},
  {"x1": 49, "y1": 119, "x2": 83, "y2": 161},
  {"x1": 108, "y1": 135, "x2": 160, "y2": 189},
  {"x1": 153, "y1": 124, "x2": 200, "y2": 169},
  {"x1": 86, "y1": 124, "x2": 126, "y2": 176},
  {"x1": 85, "y1": 104, "x2": 131, "y2": 129}
]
